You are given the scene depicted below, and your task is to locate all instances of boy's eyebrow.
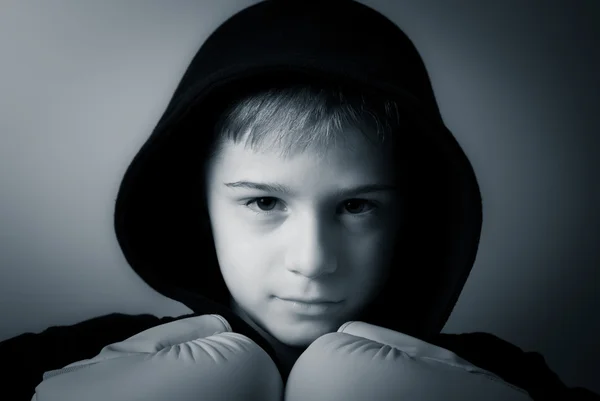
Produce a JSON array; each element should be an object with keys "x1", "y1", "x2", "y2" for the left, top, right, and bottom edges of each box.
[{"x1": 223, "y1": 181, "x2": 397, "y2": 197}]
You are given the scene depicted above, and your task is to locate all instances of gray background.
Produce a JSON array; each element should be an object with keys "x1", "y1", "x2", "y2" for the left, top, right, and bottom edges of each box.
[{"x1": 0, "y1": 0, "x2": 598, "y2": 393}]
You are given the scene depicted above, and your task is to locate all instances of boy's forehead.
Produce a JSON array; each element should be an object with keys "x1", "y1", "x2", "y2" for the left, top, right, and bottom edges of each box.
[{"x1": 209, "y1": 130, "x2": 396, "y2": 186}]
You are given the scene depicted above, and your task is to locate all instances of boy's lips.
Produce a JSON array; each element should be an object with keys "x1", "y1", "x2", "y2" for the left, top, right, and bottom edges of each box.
[
  {"x1": 276, "y1": 296, "x2": 342, "y2": 304},
  {"x1": 274, "y1": 297, "x2": 344, "y2": 316}
]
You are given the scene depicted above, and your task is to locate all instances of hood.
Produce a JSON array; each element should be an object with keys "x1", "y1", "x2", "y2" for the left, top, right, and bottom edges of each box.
[{"x1": 114, "y1": 0, "x2": 482, "y2": 341}]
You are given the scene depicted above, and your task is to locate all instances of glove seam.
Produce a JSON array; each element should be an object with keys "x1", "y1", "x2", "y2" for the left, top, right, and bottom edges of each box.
[
  {"x1": 337, "y1": 321, "x2": 355, "y2": 332},
  {"x1": 336, "y1": 322, "x2": 528, "y2": 395},
  {"x1": 42, "y1": 360, "x2": 107, "y2": 380},
  {"x1": 209, "y1": 314, "x2": 232, "y2": 332},
  {"x1": 42, "y1": 316, "x2": 232, "y2": 382}
]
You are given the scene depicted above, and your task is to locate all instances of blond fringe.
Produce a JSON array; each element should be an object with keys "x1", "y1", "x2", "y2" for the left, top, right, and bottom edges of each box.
[{"x1": 213, "y1": 84, "x2": 401, "y2": 158}]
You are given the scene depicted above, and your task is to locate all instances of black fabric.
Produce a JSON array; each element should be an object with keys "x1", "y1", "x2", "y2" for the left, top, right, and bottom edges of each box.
[
  {"x1": 431, "y1": 333, "x2": 600, "y2": 401},
  {"x1": 1, "y1": 314, "x2": 177, "y2": 401}
]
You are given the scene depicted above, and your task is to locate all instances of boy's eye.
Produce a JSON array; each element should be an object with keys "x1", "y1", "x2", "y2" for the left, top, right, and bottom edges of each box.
[
  {"x1": 254, "y1": 197, "x2": 278, "y2": 211},
  {"x1": 245, "y1": 197, "x2": 286, "y2": 214},
  {"x1": 339, "y1": 199, "x2": 376, "y2": 215}
]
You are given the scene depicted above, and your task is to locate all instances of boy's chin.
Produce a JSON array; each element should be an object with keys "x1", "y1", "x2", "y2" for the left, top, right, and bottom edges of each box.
[{"x1": 268, "y1": 320, "x2": 340, "y2": 348}]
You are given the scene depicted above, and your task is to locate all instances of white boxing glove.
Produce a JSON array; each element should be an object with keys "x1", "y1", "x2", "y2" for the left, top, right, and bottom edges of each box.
[
  {"x1": 285, "y1": 321, "x2": 532, "y2": 401},
  {"x1": 32, "y1": 314, "x2": 283, "y2": 401}
]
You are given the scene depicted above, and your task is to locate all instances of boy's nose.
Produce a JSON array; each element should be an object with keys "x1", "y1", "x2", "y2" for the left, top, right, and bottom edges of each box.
[{"x1": 284, "y1": 216, "x2": 338, "y2": 279}]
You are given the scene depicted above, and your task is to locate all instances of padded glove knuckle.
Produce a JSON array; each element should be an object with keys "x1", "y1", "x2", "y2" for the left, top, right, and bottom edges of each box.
[{"x1": 34, "y1": 316, "x2": 282, "y2": 401}]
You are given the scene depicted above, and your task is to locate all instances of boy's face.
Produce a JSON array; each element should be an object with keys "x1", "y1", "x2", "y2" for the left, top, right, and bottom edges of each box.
[{"x1": 205, "y1": 128, "x2": 401, "y2": 347}]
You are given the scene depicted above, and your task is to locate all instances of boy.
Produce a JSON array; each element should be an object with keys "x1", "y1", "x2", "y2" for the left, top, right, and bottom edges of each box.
[{"x1": 2, "y1": 1, "x2": 597, "y2": 400}]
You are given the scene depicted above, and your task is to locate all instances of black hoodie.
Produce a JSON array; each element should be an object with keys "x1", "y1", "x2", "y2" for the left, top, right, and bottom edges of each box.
[{"x1": 1, "y1": 1, "x2": 598, "y2": 400}]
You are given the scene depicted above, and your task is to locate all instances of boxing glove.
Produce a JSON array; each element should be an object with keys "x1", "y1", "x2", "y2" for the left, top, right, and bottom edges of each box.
[
  {"x1": 285, "y1": 321, "x2": 532, "y2": 401},
  {"x1": 32, "y1": 314, "x2": 283, "y2": 401}
]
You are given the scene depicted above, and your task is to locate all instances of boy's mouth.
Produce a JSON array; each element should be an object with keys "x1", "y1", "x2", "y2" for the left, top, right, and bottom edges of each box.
[
  {"x1": 278, "y1": 296, "x2": 341, "y2": 304},
  {"x1": 274, "y1": 297, "x2": 344, "y2": 316}
]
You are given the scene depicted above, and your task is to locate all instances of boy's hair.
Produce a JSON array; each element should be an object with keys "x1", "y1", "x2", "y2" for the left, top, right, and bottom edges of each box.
[{"x1": 210, "y1": 84, "x2": 403, "y2": 159}]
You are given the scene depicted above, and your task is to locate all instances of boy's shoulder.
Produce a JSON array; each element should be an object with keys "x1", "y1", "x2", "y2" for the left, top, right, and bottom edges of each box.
[{"x1": 432, "y1": 332, "x2": 591, "y2": 399}]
